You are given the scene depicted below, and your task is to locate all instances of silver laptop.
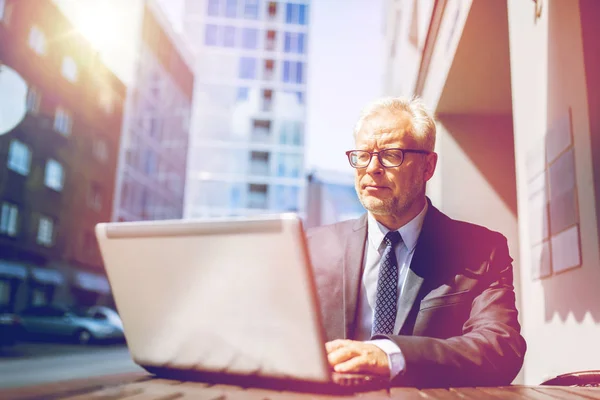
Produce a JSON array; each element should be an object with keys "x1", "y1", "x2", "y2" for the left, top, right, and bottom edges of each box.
[{"x1": 95, "y1": 214, "x2": 386, "y2": 392}]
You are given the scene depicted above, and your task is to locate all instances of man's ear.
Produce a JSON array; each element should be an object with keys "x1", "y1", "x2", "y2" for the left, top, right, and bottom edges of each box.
[{"x1": 423, "y1": 152, "x2": 438, "y2": 182}]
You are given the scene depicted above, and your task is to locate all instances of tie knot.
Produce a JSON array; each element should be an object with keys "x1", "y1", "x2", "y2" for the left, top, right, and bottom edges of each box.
[{"x1": 384, "y1": 231, "x2": 402, "y2": 247}]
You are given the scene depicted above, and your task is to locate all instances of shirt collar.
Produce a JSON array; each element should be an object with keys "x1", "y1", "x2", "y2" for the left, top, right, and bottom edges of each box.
[{"x1": 367, "y1": 201, "x2": 429, "y2": 252}]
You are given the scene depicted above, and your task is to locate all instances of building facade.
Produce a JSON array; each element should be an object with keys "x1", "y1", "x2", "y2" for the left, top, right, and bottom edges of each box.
[
  {"x1": 111, "y1": 1, "x2": 195, "y2": 223},
  {"x1": 182, "y1": 0, "x2": 310, "y2": 218},
  {"x1": 382, "y1": 0, "x2": 600, "y2": 384},
  {"x1": 0, "y1": 0, "x2": 125, "y2": 311},
  {"x1": 305, "y1": 170, "x2": 364, "y2": 229}
]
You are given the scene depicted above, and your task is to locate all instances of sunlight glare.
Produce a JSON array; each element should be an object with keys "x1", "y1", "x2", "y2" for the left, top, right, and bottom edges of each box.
[{"x1": 74, "y1": 1, "x2": 122, "y2": 51}]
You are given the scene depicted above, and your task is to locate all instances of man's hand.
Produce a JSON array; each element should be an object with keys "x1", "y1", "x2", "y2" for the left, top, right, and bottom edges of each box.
[{"x1": 325, "y1": 339, "x2": 389, "y2": 376}]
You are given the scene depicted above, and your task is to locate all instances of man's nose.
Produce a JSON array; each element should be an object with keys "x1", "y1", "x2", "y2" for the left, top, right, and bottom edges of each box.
[{"x1": 365, "y1": 153, "x2": 384, "y2": 174}]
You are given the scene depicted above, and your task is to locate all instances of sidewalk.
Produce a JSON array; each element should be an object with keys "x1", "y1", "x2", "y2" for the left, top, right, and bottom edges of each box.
[
  {"x1": 0, "y1": 343, "x2": 142, "y2": 389},
  {"x1": 0, "y1": 340, "x2": 125, "y2": 360}
]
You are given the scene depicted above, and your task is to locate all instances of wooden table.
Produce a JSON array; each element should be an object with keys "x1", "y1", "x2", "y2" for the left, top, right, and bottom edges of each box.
[{"x1": 2, "y1": 372, "x2": 600, "y2": 399}]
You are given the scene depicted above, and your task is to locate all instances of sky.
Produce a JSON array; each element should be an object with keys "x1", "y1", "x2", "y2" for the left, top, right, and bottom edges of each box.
[
  {"x1": 303, "y1": 0, "x2": 385, "y2": 174},
  {"x1": 157, "y1": 0, "x2": 386, "y2": 175}
]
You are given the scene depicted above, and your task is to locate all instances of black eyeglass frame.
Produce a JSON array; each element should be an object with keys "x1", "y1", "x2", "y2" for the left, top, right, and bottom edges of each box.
[{"x1": 345, "y1": 148, "x2": 432, "y2": 169}]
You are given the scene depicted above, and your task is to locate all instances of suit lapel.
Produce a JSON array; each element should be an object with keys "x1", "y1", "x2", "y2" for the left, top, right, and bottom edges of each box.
[
  {"x1": 395, "y1": 200, "x2": 444, "y2": 334},
  {"x1": 343, "y1": 214, "x2": 368, "y2": 339},
  {"x1": 395, "y1": 268, "x2": 425, "y2": 333}
]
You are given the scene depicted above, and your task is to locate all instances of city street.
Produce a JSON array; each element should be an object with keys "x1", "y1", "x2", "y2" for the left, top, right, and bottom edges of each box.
[{"x1": 0, "y1": 341, "x2": 143, "y2": 389}]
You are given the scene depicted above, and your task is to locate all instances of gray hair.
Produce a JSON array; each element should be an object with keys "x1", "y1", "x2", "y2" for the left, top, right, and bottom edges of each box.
[{"x1": 352, "y1": 96, "x2": 436, "y2": 151}]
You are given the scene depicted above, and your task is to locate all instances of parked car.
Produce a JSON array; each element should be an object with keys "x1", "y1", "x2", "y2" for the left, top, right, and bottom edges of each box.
[
  {"x1": 86, "y1": 306, "x2": 124, "y2": 336},
  {"x1": 0, "y1": 311, "x2": 22, "y2": 347},
  {"x1": 18, "y1": 305, "x2": 124, "y2": 344}
]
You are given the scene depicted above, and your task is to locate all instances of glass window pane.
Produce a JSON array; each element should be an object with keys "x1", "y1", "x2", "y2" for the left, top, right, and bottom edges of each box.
[
  {"x1": 237, "y1": 87, "x2": 249, "y2": 100},
  {"x1": 0, "y1": 203, "x2": 18, "y2": 236},
  {"x1": 239, "y1": 57, "x2": 256, "y2": 79},
  {"x1": 223, "y1": 26, "x2": 236, "y2": 47},
  {"x1": 44, "y1": 159, "x2": 64, "y2": 191},
  {"x1": 61, "y1": 57, "x2": 78, "y2": 82},
  {"x1": 243, "y1": 0, "x2": 259, "y2": 19},
  {"x1": 241, "y1": 27, "x2": 258, "y2": 49},
  {"x1": 284, "y1": 32, "x2": 291, "y2": 52},
  {"x1": 298, "y1": 33, "x2": 306, "y2": 53},
  {"x1": 225, "y1": 0, "x2": 237, "y2": 17},
  {"x1": 296, "y1": 62, "x2": 304, "y2": 83},
  {"x1": 207, "y1": 0, "x2": 220, "y2": 16},
  {"x1": 299, "y1": 4, "x2": 307, "y2": 25},
  {"x1": 285, "y1": 3, "x2": 293, "y2": 23},
  {"x1": 283, "y1": 61, "x2": 290, "y2": 83},
  {"x1": 205, "y1": 24, "x2": 219, "y2": 46},
  {"x1": 7, "y1": 140, "x2": 31, "y2": 176}
]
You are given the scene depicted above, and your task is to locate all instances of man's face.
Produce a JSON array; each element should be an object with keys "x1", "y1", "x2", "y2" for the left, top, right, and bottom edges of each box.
[{"x1": 353, "y1": 109, "x2": 436, "y2": 218}]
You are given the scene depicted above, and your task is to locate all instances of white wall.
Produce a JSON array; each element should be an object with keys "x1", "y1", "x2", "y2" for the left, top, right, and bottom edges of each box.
[{"x1": 508, "y1": 0, "x2": 600, "y2": 384}]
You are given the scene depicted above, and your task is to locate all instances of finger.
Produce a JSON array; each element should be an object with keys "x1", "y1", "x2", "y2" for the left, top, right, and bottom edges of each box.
[
  {"x1": 333, "y1": 355, "x2": 373, "y2": 374},
  {"x1": 325, "y1": 339, "x2": 351, "y2": 353},
  {"x1": 334, "y1": 353, "x2": 389, "y2": 377},
  {"x1": 327, "y1": 346, "x2": 358, "y2": 366}
]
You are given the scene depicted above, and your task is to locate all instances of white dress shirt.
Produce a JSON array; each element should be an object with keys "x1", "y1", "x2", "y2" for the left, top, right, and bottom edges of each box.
[{"x1": 355, "y1": 202, "x2": 428, "y2": 378}]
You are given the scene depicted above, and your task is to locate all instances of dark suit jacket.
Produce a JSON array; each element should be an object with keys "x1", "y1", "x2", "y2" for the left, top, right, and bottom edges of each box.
[{"x1": 306, "y1": 201, "x2": 526, "y2": 388}]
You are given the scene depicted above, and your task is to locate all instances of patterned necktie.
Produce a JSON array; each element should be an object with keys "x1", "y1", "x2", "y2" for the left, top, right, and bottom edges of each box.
[{"x1": 371, "y1": 230, "x2": 402, "y2": 337}]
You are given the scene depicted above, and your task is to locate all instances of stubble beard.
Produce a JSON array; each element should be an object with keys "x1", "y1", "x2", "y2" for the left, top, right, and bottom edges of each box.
[{"x1": 356, "y1": 178, "x2": 424, "y2": 218}]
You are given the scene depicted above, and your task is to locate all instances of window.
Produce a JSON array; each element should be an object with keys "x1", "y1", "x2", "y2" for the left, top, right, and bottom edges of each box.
[
  {"x1": 61, "y1": 57, "x2": 78, "y2": 82},
  {"x1": 26, "y1": 87, "x2": 41, "y2": 113},
  {"x1": 44, "y1": 159, "x2": 64, "y2": 191},
  {"x1": 248, "y1": 184, "x2": 268, "y2": 208},
  {"x1": 265, "y1": 30, "x2": 277, "y2": 51},
  {"x1": 225, "y1": 0, "x2": 237, "y2": 17},
  {"x1": 252, "y1": 119, "x2": 271, "y2": 142},
  {"x1": 267, "y1": 1, "x2": 277, "y2": 19},
  {"x1": 31, "y1": 287, "x2": 49, "y2": 306},
  {"x1": 262, "y1": 89, "x2": 273, "y2": 111},
  {"x1": 0, "y1": 0, "x2": 12, "y2": 26},
  {"x1": 28, "y1": 26, "x2": 46, "y2": 55},
  {"x1": 143, "y1": 149, "x2": 157, "y2": 174},
  {"x1": 207, "y1": 0, "x2": 220, "y2": 16},
  {"x1": 7, "y1": 140, "x2": 31, "y2": 176},
  {"x1": 241, "y1": 28, "x2": 258, "y2": 49},
  {"x1": 239, "y1": 57, "x2": 257, "y2": 79},
  {"x1": 0, "y1": 203, "x2": 18, "y2": 237},
  {"x1": 289, "y1": 90, "x2": 304, "y2": 104},
  {"x1": 277, "y1": 153, "x2": 302, "y2": 177},
  {"x1": 283, "y1": 61, "x2": 304, "y2": 84},
  {"x1": 93, "y1": 138, "x2": 108, "y2": 162},
  {"x1": 53, "y1": 107, "x2": 72, "y2": 135},
  {"x1": 249, "y1": 151, "x2": 270, "y2": 176},
  {"x1": 223, "y1": 26, "x2": 236, "y2": 47},
  {"x1": 284, "y1": 32, "x2": 306, "y2": 53},
  {"x1": 280, "y1": 121, "x2": 302, "y2": 145},
  {"x1": 243, "y1": 0, "x2": 259, "y2": 19},
  {"x1": 285, "y1": 3, "x2": 308, "y2": 25},
  {"x1": 87, "y1": 183, "x2": 102, "y2": 211},
  {"x1": 237, "y1": 87, "x2": 249, "y2": 101},
  {"x1": 264, "y1": 59, "x2": 275, "y2": 81},
  {"x1": 205, "y1": 24, "x2": 218, "y2": 46},
  {"x1": 37, "y1": 216, "x2": 54, "y2": 246},
  {"x1": 273, "y1": 185, "x2": 299, "y2": 211}
]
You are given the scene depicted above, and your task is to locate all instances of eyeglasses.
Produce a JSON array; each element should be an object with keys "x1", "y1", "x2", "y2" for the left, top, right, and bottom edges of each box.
[{"x1": 345, "y1": 148, "x2": 431, "y2": 169}]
